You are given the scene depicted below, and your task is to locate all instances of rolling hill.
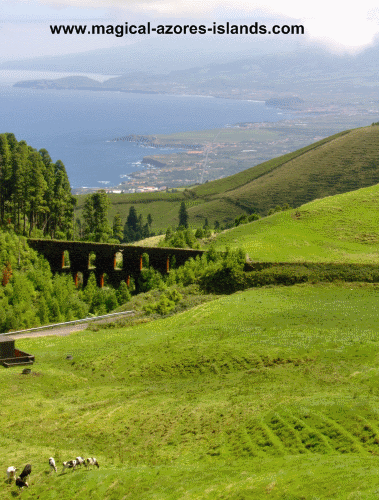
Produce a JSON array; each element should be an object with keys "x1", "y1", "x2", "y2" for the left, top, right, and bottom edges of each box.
[
  {"x1": 210, "y1": 182, "x2": 379, "y2": 263},
  {"x1": 190, "y1": 125, "x2": 379, "y2": 216},
  {"x1": 3, "y1": 283, "x2": 379, "y2": 498},
  {"x1": 76, "y1": 125, "x2": 379, "y2": 232}
]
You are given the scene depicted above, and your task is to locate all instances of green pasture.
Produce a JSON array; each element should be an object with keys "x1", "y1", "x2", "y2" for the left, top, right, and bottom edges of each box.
[
  {"x1": 190, "y1": 129, "x2": 350, "y2": 198},
  {"x1": 219, "y1": 125, "x2": 379, "y2": 214},
  {"x1": 107, "y1": 199, "x2": 186, "y2": 232},
  {"x1": 212, "y1": 183, "x2": 379, "y2": 263},
  {"x1": 76, "y1": 194, "x2": 236, "y2": 233},
  {"x1": 155, "y1": 128, "x2": 278, "y2": 144},
  {"x1": 75, "y1": 191, "x2": 185, "y2": 212},
  {"x1": 76, "y1": 196, "x2": 191, "y2": 234},
  {"x1": 2, "y1": 283, "x2": 379, "y2": 498}
]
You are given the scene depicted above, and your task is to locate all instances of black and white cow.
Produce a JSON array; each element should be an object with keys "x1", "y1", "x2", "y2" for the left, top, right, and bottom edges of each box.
[
  {"x1": 19, "y1": 464, "x2": 31, "y2": 482},
  {"x1": 62, "y1": 460, "x2": 77, "y2": 472},
  {"x1": 85, "y1": 457, "x2": 100, "y2": 469},
  {"x1": 49, "y1": 457, "x2": 57, "y2": 473},
  {"x1": 75, "y1": 457, "x2": 85, "y2": 468},
  {"x1": 15, "y1": 477, "x2": 29, "y2": 489}
]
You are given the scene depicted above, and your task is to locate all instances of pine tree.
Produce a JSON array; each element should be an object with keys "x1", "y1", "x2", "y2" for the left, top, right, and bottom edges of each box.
[
  {"x1": 51, "y1": 160, "x2": 75, "y2": 239},
  {"x1": 0, "y1": 134, "x2": 11, "y2": 224},
  {"x1": 91, "y1": 190, "x2": 111, "y2": 242},
  {"x1": 82, "y1": 190, "x2": 111, "y2": 242},
  {"x1": 82, "y1": 195, "x2": 95, "y2": 240},
  {"x1": 113, "y1": 213, "x2": 123, "y2": 241},
  {"x1": 178, "y1": 202, "x2": 189, "y2": 228},
  {"x1": 28, "y1": 151, "x2": 48, "y2": 236},
  {"x1": 127, "y1": 206, "x2": 138, "y2": 231},
  {"x1": 147, "y1": 213, "x2": 153, "y2": 227},
  {"x1": 123, "y1": 206, "x2": 138, "y2": 242}
]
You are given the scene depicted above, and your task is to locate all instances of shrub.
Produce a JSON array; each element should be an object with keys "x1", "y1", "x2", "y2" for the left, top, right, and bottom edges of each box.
[
  {"x1": 160, "y1": 227, "x2": 200, "y2": 249},
  {"x1": 248, "y1": 213, "x2": 260, "y2": 222},
  {"x1": 195, "y1": 228, "x2": 204, "y2": 238},
  {"x1": 166, "y1": 288, "x2": 183, "y2": 303},
  {"x1": 117, "y1": 281, "x2": 132, "y2": 305},
  {"x1": 138, "y1": 268, "x2": 165, "y2": 293},
  {"x1": 143, "y1": 293, "x2": 176, "y2": 316}
]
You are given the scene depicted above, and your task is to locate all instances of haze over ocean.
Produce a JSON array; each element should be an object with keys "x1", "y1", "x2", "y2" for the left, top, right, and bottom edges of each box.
[{"x1": 0, "y1": 71, "x2": 287, "y2": 188}]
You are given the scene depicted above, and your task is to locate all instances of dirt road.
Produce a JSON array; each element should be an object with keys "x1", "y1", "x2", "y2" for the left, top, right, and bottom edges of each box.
[{"x1": 7, "y1": 312, "x2": 134, "y2": 339}]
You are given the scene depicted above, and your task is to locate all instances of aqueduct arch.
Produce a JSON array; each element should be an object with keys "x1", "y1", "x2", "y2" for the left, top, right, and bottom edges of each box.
[{"x1": 27, "y1": 239, "x2": 204, "y2": 288}]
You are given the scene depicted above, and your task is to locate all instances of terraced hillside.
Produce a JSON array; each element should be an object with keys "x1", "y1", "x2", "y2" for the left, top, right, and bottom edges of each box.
[
  {"x1": 211, "y1": 182, "x2": 379, "y2": 263},
  {"x1": 75, "y1": 125, "x2": 379, "y2": 230},
  {"x1": 2, "y1": 283, "x2": 379, "y2": 499}
]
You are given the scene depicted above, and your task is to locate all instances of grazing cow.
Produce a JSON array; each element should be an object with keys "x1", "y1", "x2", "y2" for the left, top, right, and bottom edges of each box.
[
  {"x1": 49, "y1": 457, "x2": 57, "y2": 473},
  {"x1": 62, "y1": 460, "x2": 77, "y2": 472},
  {"x1": 6, "y1": 466, "x2": 17, "y2": 482},
  {"x1": 19, "y1": 464, "x2": 31, "y2": 481},
  {"x1": 85, "y1": 457, "x2": 100, "y2": 469},
  {"x1": 75, "y1": 457, "x2": 85, "y2": 468},
  {"x1": 15, "y1": 477, "x2": 29, "y2": 489}
]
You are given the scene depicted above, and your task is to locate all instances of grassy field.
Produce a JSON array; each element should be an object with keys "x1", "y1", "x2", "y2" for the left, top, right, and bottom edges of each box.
[
  {"x1": 2, "y1": 283, "x2": 379, "y2": 498},
  {"x1": 210, "y1": 183, "x2": 379, "y2": 263},
  {"x1": 75, "y1": 192, "x2": 248, "y2": 234},
  {"x1": 155, "y1": 128, "x2": 279, "y2": 144},
  {"x1": 131, "y1": 234, "x2": 165, "y2": 247},
  {"x1": 76, "y1": 195, "x2": 187, "y2": 235}
]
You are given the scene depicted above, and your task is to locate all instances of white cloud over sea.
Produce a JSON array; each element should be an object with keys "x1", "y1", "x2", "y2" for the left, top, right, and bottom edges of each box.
[{"x1": 1, "y1": 0, "x2": 379, "y2": 60}]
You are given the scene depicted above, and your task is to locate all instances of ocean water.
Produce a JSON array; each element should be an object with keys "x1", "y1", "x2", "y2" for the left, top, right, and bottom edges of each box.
[{"x1": 0, "y1": 71, "x2": 287, "y2": 188}]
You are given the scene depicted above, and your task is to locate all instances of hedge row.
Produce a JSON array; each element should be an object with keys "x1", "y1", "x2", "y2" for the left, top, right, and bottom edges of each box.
[{"x1": 199, "y1": 263, "x2": 379, "y2": 294}]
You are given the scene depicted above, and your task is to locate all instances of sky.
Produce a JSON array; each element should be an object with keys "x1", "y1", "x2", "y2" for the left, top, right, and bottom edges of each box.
[{"x1": 1, "y1": 0, "x2": 379, "y2": 62}]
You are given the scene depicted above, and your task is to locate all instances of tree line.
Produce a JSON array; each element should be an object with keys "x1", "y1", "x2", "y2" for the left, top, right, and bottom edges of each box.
[
  {"x1": 79, "y1": 195, "x2": 221, "y2": 247},
  {"x1": 79, "y1": 191, "x2": 154, "y2": 243},
  {"x1": 0, "y1": 133, "x2": 75, "y2": 238}
]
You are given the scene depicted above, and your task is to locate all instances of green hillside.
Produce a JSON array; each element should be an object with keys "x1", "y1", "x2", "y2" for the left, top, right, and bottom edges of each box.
[
  {"x1": 192, "y1": 124, "x2": 379, "y2": 217},
  {"x1": 75, "y1": 125, "x2": 379, "y2": 231},
  {"x1": 2, "y1": 283, "x2": 379, "y2": 499},
  {"x1": 211, "y1": 182, "x2": 379, "y2": 263},
  {"x1": 190, "y1": 129, "x2": 351, "y2": 198}
]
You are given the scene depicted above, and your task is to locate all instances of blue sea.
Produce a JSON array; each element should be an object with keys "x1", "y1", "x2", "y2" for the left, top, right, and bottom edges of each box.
[{"x1": 0, "y1": 70, "x2": 288, "y2": 188}]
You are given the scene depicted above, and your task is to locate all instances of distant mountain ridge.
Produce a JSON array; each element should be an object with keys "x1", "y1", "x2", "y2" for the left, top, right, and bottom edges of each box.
[
  {"x1": 10, "y1": 43, "x2": 379, "y2": 95},
  {"x1": 0, "y1": 36, "x2": 299, "y2": 75}
]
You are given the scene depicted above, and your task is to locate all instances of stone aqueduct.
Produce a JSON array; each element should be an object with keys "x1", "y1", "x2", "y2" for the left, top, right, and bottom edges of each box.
[{"x1": 27, "y1": 239, "x2": 204, "y2": 288}]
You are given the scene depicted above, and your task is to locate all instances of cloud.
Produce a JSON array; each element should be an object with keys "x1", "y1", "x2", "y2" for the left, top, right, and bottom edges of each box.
[
  {"x1": 132, "y1": 0, "x2": 379, "y2": 51},
  {"x1": 4, "y1": 0, "x2": 379, "y2": 53}
]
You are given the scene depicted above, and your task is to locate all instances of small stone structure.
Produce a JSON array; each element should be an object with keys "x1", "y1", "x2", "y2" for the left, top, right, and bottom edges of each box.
[{"x1": 0, "y1": 336, "x2": 34, "y2": 368}]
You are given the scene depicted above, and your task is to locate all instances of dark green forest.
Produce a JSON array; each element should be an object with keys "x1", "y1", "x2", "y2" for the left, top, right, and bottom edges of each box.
[{"x1": 0, "y1": 133, "x2": 75, "y2": 238}]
